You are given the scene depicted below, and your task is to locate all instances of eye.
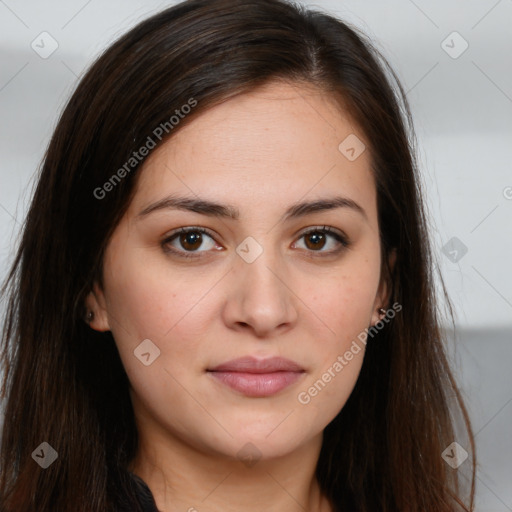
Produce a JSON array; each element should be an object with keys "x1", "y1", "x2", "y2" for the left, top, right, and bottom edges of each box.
[
  {"x1": 161, "y1": 225, "x2": 350, "y2": 259},
  {"x1": 161, "y1": 227, "x2": 221, "y2": 259},
  {"x1": 293, "y1": 226, "x2": 350, "y2": 256}
]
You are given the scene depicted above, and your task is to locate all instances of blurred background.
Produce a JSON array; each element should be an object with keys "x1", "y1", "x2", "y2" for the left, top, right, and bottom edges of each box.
[{"x1": 0, "y1": 0, "x2": 511, "y2": 509}]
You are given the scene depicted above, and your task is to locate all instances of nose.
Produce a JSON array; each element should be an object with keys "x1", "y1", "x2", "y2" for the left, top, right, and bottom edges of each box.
[{"x1": 221, "y1": 244, "x2": 298, "y2": 338}]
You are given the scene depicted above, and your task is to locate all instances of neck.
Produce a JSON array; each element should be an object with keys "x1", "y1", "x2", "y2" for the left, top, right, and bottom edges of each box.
[{"x1": 127, "y1": 417, "x2": 333, "y2": 512}]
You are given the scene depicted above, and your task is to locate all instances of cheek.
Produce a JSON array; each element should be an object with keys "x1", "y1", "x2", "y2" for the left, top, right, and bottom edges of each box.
[
  {"x1": 102, "y1": 249, "x2": 221, "y2": 392},
  {"x1": 103, "y1": 243, "x2": 216, "y2": 341},
  {"x1": 103, "y1": 268, "x2": 210, "y2": 419},
  {"x1": 294, "y1": 257, "x2": 378, "y2": 414},
  {"x1": 306, "y1": 264, "x2": 379, "y2": 350},
  {"x1": 296, "y1": 280, "x2": 369, "y2": 422}
]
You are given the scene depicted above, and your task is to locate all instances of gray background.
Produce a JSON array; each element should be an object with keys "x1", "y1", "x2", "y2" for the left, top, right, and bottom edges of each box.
[{"x1": 0, "y1": 0, "x2": 511, "y2": 509}]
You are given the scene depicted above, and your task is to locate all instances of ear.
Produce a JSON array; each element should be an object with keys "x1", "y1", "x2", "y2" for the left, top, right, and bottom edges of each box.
[
  {"x1": 84, "y1": 282, "x2": 111, "y2": 332},
  {"x1": 371, "y1": 248, "x2": 397, "y2": 326}
]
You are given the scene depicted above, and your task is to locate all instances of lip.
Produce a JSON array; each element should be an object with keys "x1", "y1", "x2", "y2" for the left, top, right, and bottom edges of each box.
[
  {"x1": 208, "y1": 356, "x2": 304, "y2": 373},
  {"x1": 207, "y1": 356, "x2": 305, "y2": 397}
]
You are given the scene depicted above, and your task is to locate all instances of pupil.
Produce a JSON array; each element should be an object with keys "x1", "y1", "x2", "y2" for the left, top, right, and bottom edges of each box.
[
  {"x1": 181, "y1": 232, "x2": 202, "y2": 250},
  {"x1": 307, "y1": 232, "x2": 325, "y2": 250}
]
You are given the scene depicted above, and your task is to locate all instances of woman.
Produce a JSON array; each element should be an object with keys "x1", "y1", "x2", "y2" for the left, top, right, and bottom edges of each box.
[{"x1": 0, "y1": 0, "x2": 476, "y2": 510}]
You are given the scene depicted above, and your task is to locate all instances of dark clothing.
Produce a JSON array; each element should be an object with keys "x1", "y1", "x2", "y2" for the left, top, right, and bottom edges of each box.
[{"x1": 119, "y1": 472, "x2": 160, "y2": 512}]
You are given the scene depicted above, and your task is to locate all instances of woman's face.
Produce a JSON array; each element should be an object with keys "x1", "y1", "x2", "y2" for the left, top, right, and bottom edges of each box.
[{"x1": 88, "y1": 80, "x2": 391, "y2": 462}]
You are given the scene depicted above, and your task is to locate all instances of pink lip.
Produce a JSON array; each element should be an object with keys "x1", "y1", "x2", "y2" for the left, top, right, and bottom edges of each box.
[{"x1": 207, "y1": 356, "x2": 305, "y2": 397}]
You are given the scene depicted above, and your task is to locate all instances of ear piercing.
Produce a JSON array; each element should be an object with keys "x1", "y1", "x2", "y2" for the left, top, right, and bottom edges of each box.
[{"x1": 373, "y1": 308, "x2": 387, "y2": 329}]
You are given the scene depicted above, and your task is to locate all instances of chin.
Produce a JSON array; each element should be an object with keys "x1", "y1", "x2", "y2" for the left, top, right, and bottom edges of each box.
[{"x1": 212, "y1": 423, "x2": 319, "y2": 462}]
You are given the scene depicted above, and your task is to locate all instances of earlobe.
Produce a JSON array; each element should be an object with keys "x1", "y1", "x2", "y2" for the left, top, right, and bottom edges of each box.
[{"x1": 84, "y1": 283, "x2": 111, "y2": 332}]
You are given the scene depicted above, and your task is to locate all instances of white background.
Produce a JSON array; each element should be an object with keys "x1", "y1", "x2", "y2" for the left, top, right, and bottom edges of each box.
[{"x1": 0, "y1": 0, "x2": 511, "y2": 509}]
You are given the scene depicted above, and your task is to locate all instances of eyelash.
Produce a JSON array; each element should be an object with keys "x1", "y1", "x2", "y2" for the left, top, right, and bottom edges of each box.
[{"x1": 161, "y1": 226, "x2": 350, "y2": 260}]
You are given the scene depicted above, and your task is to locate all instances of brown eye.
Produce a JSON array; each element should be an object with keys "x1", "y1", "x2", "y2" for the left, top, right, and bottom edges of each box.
[
  {"x1": 304, "y1": 231, "x2": 327, "y2": 251},
  {"x1": 294, "y1": 226, "x2": 350, "y2": 256},
  {"x1": 179, "y1": 231, "x2": 203, "y2": 251},
  {"x1": 162, "y1": 227, "x2": 218, "y2": 258}
]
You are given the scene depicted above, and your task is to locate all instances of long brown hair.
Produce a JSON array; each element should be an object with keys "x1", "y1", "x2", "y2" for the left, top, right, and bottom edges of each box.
[{"x1": 0, "y1": 0, "x2": 475, "y2": 510}]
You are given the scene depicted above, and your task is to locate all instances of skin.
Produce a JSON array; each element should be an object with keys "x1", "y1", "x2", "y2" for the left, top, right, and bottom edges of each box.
[{"x1": 86, "y1": 80, "x2": 395, "y2": 512}]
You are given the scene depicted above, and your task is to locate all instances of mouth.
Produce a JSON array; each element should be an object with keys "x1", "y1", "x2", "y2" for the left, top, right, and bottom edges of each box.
[{"x1": 206, "y1": 356, "x2": 306, "y2": 398}]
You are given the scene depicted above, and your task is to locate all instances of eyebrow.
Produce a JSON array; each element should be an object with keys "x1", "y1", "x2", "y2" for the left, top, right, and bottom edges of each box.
[{"x1": 137, "y1": 194, "x2": 367, "y2": 222}]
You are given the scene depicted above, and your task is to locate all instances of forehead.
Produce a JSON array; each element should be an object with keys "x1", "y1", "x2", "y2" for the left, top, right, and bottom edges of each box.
[{"x1": 128, "y1": 80, "x2": 377, "y2": 224}]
